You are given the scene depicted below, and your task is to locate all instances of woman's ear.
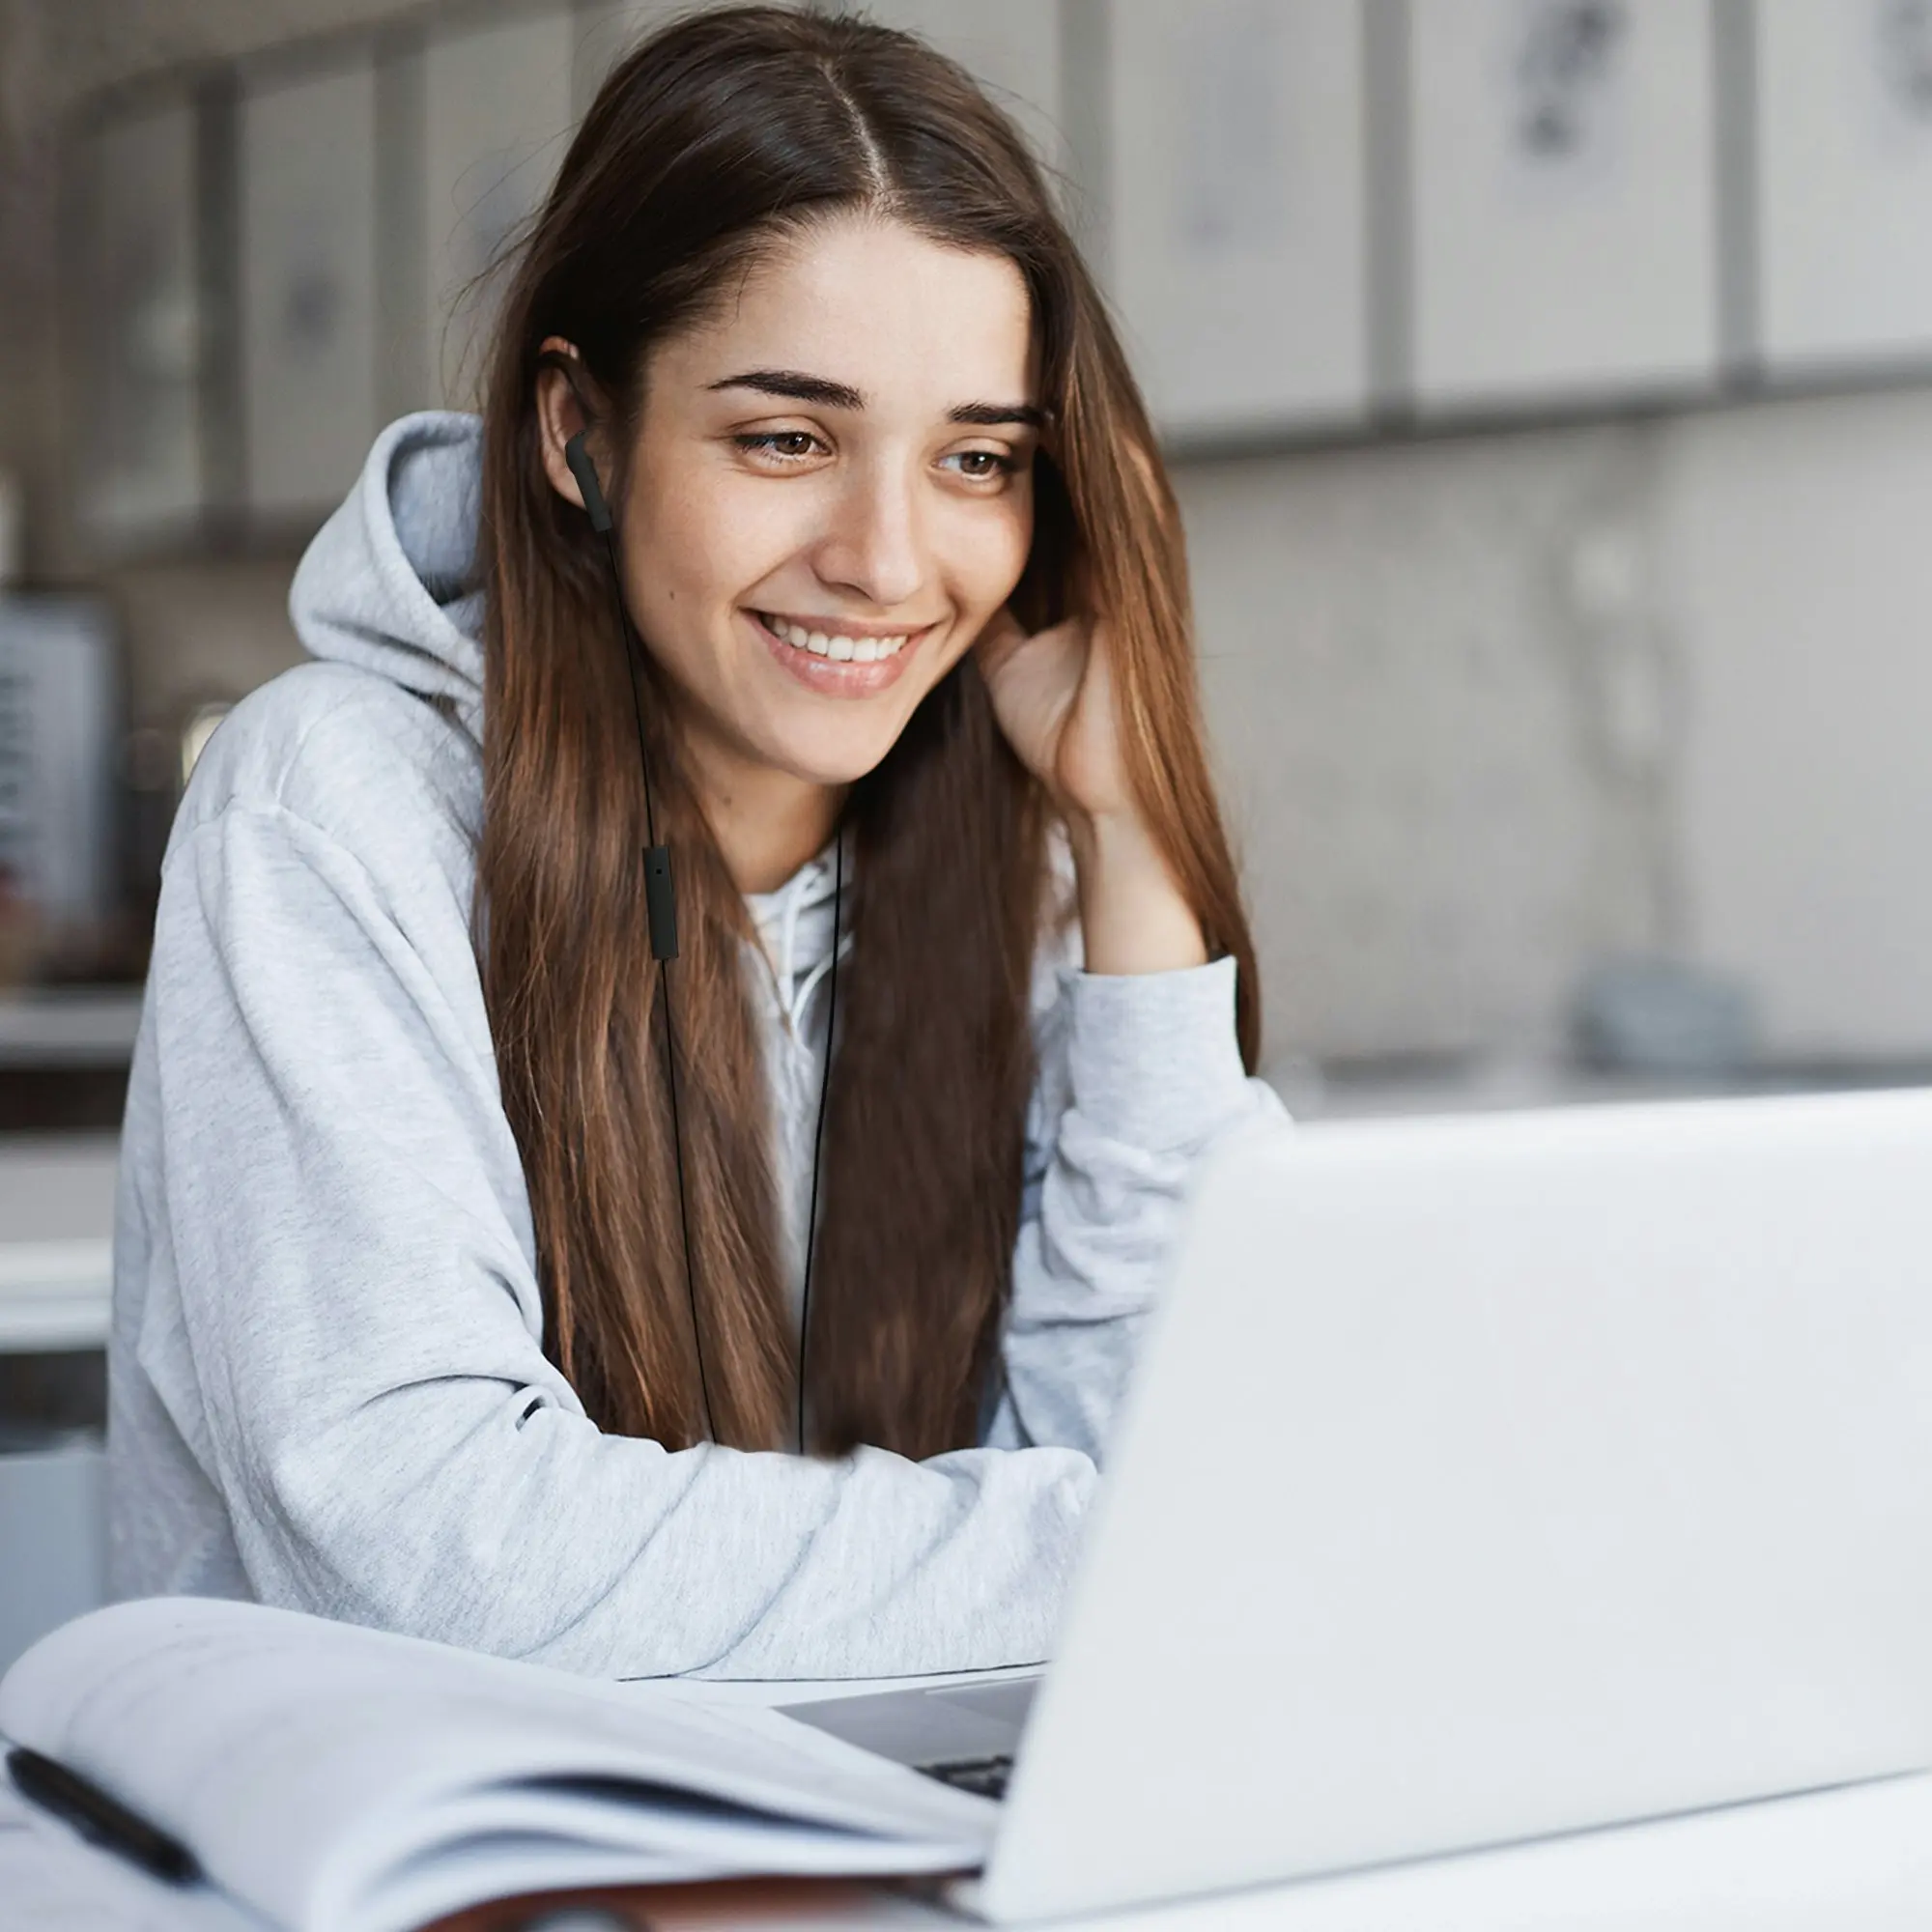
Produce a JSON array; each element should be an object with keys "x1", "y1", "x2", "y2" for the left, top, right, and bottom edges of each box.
[{"x1": 534, "y1": 337, "x2": 598, "y2": 513}]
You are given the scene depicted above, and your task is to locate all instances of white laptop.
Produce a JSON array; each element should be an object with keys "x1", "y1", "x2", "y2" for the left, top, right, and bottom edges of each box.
[{"x1": 781, "y1": 1088, "x2": 1932, "y2": 1922}]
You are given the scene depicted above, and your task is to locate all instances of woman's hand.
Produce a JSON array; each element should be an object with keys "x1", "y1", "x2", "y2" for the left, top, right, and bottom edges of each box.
[
  {"x1": 977, "y1": 610, "x2": 1208, "y2": 976},
  {"x1": 975, "y1": 607, "x2": 1132, "y2": 826}
]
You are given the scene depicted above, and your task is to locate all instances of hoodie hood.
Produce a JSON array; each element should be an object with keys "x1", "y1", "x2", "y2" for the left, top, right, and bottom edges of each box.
[{"x1": 290, "y1": 412, "x2": 489, "y2": 739}]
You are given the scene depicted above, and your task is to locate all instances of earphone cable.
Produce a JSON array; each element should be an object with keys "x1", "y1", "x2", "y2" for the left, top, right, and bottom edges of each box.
[
  {"x1": 795, "y1": 827, "x2": 843, "y2": 1455},
  {"x1": 598, "y1": 526, "x2": 715, "y2": 1446}
]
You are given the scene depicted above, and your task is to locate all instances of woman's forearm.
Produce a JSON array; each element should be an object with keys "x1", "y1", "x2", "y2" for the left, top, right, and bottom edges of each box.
[{"x1": 1066, "y1": 810, "x2": 1209, "y2": 976}]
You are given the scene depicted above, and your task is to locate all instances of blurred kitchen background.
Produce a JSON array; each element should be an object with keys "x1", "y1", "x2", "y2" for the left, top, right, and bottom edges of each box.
[{"x1": 4, "y1": 0, "x2": 1932, "y2": 1661}]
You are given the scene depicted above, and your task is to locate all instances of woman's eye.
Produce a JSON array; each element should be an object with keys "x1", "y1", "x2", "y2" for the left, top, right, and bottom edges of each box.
[
  {"x1": 735, "y1": 431, "x2": 824, "y2": 462},
  {"x1": 946, "y1": 449, "x2": 1017, "y2": 481}
]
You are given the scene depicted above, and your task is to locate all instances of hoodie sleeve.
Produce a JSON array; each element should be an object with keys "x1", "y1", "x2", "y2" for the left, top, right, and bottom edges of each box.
[
  {"x1": 986, "y1": 954, "x2": 1291, "y2": 1463},
  {"x1": 132, "y1": 795, "x2": 1091, "y2": 1680}
]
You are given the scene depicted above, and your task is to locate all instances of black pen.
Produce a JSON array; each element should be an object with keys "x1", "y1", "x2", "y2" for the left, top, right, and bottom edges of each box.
[{"x1": 6, "y1": 1744, "x2": 203, "y2": 1887}]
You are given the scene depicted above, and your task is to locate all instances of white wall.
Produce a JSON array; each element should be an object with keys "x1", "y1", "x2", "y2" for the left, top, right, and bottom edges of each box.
[
  {"x1": 1179, "y1": 424, "x2": 1667, "y2": 1066},
  {"x1": 1658, "y1": 387, "x2": 1932, "y2": 1055},
  {"x1": 1175, "y1": 380, "x2": 1932, "y2": 1070}
]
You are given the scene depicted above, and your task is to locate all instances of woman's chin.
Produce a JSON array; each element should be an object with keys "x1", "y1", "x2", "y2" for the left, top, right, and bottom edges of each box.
[
  {"x1": 741, "y1": 699, "x2": 914, "y2": 789},
  {"x1": 774, "y1": 733, "x2": 902, "y2": 791}
]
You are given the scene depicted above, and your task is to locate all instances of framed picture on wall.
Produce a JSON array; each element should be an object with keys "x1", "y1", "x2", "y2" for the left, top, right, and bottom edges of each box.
[
  {"x1": 1757, "y1": 0, "x2": 1932, "y2": 376},
  {"x1": 68, "y1": 93, "x2": 204, "y2": 549},
  {"x1": 1094, "y1": 0, "x2": 1371, "y2": 442},
  {"x1": 1407, "y1": 0, "x2": 1720, "y2": 413},
  {"x1": 423, "y1": 6, "x2": 578, "y2": 410},
  {"x1": 239, "y1": 50, "x2": 382, "y2": 522}
]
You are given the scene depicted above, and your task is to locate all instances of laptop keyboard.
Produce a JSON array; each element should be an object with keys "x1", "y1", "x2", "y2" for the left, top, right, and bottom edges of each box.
[{"x1": 918, "y1": 1754, "x2": 1013, "y2": 1800}]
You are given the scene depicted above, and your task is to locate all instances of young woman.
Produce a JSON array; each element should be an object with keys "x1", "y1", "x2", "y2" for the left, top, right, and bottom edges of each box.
[{"x1": 107, "y1": 7, "x2": 1285, "y2": 1678}]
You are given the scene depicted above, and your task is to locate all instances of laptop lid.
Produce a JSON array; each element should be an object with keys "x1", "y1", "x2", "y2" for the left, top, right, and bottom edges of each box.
[{"x1": 981, "y1": 1090, "x2": 1932, "y2": 1921}]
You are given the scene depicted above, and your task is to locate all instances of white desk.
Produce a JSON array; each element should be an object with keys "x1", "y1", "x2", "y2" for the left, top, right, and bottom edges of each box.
[
  {"x1": 604, "y1": 1677, "x2": 1932, "y2": 1929},
  {"x1": 0, "y1": 1134, "x2": 119, "y2": 1675},
  {"x1": 3, "y1": 1769, "x2": 1930, "y2": 1929},
  {"x1": 1058, "y1": 1773, "x2": 1932, "y2": 1930},
  {"x1": 0, "y1": 1133, "x2": 118, "y2": 1353},
  {"x1": 0, "y1": 988, "x2": 137, "y2": 1350}
]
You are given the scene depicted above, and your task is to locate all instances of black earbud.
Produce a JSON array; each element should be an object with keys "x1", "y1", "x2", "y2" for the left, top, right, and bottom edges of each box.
[{"x1": 564, "y1": 430, "x2": 612, "y2": 534}]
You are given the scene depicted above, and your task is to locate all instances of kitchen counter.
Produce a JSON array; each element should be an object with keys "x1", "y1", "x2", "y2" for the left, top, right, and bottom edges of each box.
[{"x1": 0, "y1": 1135, "x2": 118, "y2": 1352}]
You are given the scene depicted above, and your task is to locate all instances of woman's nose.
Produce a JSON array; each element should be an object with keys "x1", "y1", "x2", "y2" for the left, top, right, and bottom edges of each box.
[{"x1": 810, "y1": 466, "x2": 925, "y2": 611}]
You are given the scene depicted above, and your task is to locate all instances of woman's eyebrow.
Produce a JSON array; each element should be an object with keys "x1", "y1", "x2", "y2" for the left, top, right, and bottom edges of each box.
[
  {"x1": 949, "y1": 401, "x2": 1044, "y2": 430},
  {"x1": 707, "y1": 369, "x2": 1042, "y2": 430},
  {"x1": 708, "y1": 369, "x2": 863, "y2": 409}
]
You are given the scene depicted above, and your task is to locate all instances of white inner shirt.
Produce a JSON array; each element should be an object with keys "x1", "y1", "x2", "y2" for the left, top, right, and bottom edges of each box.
[{"x1": 741, "y1": 836, "x2": 851, "y2": 1367}]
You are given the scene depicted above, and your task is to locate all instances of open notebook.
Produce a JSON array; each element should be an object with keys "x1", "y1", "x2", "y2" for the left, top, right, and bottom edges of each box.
[{"x1": 0, "y1": 1597, "x2": 995, "y2": 1932}]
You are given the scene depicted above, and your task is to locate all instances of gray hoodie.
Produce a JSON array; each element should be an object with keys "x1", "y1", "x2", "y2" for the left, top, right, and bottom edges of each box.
[{"x1": 106, "y1": 412, "x2": 1286, "y2": 1679}]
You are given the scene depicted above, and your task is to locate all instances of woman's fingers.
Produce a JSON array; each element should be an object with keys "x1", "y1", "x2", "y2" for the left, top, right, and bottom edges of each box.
[{"x1": 976, "y1": 606, "x2": 1092, "y2": 679}]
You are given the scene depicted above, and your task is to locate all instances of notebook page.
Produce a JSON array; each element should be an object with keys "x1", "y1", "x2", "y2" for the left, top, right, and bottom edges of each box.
[
  {"x1": 0, "y1": 1776, "x2": 268, "y2": 1931},
  {"x1": 0, "y1": 1599, "x2": 993, "y2": 1932}
]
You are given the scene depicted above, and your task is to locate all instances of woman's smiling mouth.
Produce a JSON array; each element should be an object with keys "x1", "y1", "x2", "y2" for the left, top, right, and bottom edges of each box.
[
  {"x1": 761, "y1": 612, "x2": 910, "y2": 661},
  {"x1": 750, "y1": 610, "x2": 934, "y2": 694}
]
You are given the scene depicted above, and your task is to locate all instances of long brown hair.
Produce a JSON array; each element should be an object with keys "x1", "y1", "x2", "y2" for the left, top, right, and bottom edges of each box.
[{"x1": 477, "y1": 7, "x2": 1259, "y2": 1458}]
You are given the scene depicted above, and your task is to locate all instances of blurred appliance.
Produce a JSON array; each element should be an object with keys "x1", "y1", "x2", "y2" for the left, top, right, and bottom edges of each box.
[
  {"x1": 0, "y1": 598, "x2": 119, "y2": 955},
  {"x1": 1573, "y1": 953, "x2": 1758, "y2": 1076}
]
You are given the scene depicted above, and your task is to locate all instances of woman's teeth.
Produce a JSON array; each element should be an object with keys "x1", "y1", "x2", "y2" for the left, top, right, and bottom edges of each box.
[{"x1": 763, "y1": 614, "x2": 910, "y2": 664}]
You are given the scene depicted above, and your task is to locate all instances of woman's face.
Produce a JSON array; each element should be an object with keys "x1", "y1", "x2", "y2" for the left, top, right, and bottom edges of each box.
[{"x1": 558, "y1": 213, "x2": 1040, "y2": 791}]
